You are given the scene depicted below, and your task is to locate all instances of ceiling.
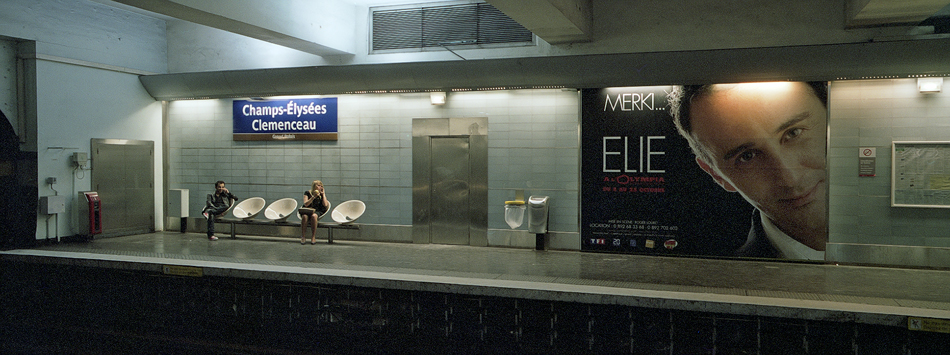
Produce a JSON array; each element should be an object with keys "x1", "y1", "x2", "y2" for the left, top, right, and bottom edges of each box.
[
  {"x1": 107, "y1": 0, "x2": 950, "y2": 54},
  {"x1": 99, "y1": 0, "x2": 950, "y2": 99}
]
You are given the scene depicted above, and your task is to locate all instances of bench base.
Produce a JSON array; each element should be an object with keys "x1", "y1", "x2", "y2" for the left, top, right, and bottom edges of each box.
[{"x1": 216, "y1": 218, "x2": 359, "y2": 243}]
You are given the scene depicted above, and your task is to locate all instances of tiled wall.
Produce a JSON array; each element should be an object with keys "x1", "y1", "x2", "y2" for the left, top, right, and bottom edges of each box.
[
  {"x1": 167, "y1": 89, "x2": 579, "y2": 233},
  {"x1": 168, "y1": 79, "x2": 950, "y2": 255},
  {"x1": 829, "y1": 78, "x2": 950, "y2": 248}
]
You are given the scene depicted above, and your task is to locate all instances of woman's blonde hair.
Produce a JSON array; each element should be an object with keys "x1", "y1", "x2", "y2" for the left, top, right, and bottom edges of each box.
[{"x1": 310, "y1": 180, "x2": 323, "y2": 196}]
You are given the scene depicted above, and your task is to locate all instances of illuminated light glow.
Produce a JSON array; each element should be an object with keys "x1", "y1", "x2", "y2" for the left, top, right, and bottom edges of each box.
[
  {"x1": 711, "y1": 81, "x2": 797, "y2": 94},
  {"x1": 430, "y1": 92, "x2": 446, "y2": 105},
  {"x1": 918, "y1": 77, "x2": 943, "y2": 93}
]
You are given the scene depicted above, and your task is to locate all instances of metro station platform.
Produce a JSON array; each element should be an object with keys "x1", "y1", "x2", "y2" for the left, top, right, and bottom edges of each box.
[{"x1": 3, "y1": 231, "x2": 950, "y2": 354}]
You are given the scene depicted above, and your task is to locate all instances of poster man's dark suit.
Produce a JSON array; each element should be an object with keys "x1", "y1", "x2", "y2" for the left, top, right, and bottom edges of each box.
[{"x1": 735, "y1": 210, "x2": 780, "y2": 258}]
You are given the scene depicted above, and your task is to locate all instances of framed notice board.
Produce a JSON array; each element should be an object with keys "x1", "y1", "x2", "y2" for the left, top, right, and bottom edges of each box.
[{"x1": 892, "y1": 141, "x2": 950, "y2": 208}]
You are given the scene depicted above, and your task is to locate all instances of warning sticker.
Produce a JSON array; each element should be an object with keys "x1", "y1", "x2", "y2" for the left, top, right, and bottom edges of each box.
[
  {"x1": 908, "y1": 317, "x2": 950, "y2": 333},
  {"x1": 163, "y1": 265, "x2": 203, "y2": 277}
]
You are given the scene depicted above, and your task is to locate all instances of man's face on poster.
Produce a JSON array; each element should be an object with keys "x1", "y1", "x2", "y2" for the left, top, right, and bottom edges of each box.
[{"x1": 689, "y1": 82, "x2": 827, "y2": 248}]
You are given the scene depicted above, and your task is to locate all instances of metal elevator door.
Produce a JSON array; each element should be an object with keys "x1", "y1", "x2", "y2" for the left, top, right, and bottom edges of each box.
[
  {"x1": 430, "y1": 137, "x2": 470, "y2": 245},
  {"x1": 91, "y1": 139, "x2": 155, "y2": 237}
]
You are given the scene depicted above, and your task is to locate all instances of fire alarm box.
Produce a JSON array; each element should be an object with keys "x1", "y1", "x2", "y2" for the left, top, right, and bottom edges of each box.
[{"x1": 78, "y1": 191, "x2": 102, "y2": 237}]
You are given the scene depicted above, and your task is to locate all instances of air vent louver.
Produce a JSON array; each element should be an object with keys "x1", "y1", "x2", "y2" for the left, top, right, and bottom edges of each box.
[{"x1": 372, "y1": 3, "x2": 532, "y2": 51}]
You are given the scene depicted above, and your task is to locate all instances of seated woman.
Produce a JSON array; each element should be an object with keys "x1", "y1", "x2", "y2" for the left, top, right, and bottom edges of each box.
[{"x1": 299, "y1": 180, "x2": 330, "y2": 244}]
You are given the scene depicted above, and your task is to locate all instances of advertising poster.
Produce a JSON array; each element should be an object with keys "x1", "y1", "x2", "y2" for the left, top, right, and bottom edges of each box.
[{"x1": 581, "y1": 82, "x2": 828, "y2": 260}]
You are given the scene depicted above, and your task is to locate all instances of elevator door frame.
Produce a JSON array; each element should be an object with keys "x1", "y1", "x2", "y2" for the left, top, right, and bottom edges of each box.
[{"x1": 412, "y1": 118, "x2": 487, "y2": 246}]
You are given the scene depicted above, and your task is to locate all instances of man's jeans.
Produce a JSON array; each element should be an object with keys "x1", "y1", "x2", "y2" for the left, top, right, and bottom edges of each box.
[{"x1": 205, "y1": 205, "x2": 229, "y2": 237}]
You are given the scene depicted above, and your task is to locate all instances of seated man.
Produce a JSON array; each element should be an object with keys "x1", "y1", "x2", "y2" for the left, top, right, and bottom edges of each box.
[{"x1": 202, "y1": 180, "x2": 238, "y2": 241}]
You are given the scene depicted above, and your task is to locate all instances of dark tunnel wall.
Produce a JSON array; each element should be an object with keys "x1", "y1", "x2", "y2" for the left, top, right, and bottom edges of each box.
[{"x1": 0, "y1": 109, "x2": 36, "y2": 249}]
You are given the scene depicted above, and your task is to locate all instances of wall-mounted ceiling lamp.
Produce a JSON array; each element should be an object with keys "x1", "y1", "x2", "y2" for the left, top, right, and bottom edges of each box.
[
  {"x1": 918, "y1": 77, "x2": 943, "y2": 93},
  {"x1": 430, "y1": 92, "x2": 447, "y2": 105}
]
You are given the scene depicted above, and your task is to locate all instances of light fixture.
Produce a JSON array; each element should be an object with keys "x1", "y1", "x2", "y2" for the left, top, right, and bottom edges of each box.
[
  {"x1": 918, "y1": 77, "x2": 943, "y2": 93},
  {"x1": 430, "y1": 92, "x2": 446, "y2": 105}
]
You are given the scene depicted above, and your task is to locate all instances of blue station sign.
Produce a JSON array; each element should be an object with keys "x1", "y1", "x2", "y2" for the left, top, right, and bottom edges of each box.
[{"x1": 232, "y1": 98, "x2": 338, "y2": 141}]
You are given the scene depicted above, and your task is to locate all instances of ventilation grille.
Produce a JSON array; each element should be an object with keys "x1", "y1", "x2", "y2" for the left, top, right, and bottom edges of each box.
[{"x1": 372, "y1": 3, "x2": 533, "y2": 51}]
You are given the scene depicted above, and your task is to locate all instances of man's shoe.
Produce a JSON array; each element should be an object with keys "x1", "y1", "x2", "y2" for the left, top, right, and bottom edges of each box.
[
  {"x1": 202, "y1": 211, "x2": 209, "y2": 218},
  {"x1": 208, "y1": 236, "x2": 218, "y2": 241}
]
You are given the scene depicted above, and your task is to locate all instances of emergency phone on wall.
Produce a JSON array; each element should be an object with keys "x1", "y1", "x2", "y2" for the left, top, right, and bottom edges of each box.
[{"x1": 78, "y1": 191, "x2": 101, "y2": 239}]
